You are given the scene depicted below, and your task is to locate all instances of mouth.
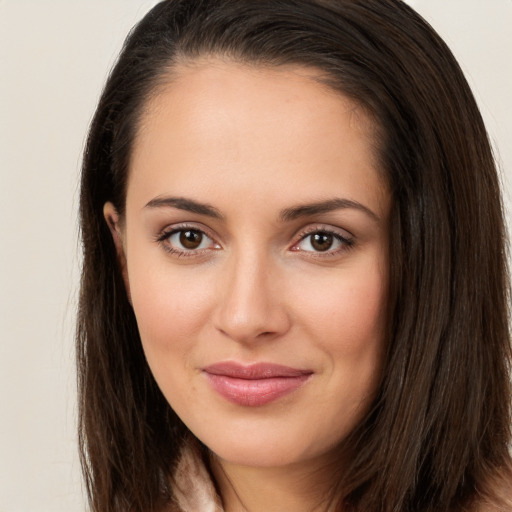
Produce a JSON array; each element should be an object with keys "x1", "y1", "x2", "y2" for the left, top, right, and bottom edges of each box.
[{"x1": 202, "y1": 362, "x2": 313, "y2": 407}]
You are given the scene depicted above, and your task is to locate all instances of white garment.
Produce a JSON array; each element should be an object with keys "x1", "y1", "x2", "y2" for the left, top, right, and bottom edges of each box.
[{"x1": 172, "y1": 442, "x2": 223, "y2": 512}]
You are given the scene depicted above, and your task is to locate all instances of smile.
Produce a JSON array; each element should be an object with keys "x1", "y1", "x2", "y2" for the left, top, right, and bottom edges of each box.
[{"x1": 202, "y1": 362, "x2": 313, "y2": 407}]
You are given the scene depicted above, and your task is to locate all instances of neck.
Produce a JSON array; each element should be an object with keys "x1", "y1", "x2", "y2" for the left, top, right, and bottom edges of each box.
[{"x1": 209, "y1": 453, "x2": 340, "y2": 512}]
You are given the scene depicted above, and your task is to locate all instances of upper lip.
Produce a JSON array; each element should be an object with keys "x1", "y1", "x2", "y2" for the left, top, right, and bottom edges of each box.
[{"x1": 202, "y1": 362, "x2": 313, "y2": 379}]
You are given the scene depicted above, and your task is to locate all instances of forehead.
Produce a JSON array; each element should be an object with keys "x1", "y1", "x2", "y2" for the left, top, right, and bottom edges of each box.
[
  {"x1": 127, "y1": 59, "x2": 388, "y2": 216},
  {"x1": 134, "y1": 58, "x2": 380, "y2": 157}
]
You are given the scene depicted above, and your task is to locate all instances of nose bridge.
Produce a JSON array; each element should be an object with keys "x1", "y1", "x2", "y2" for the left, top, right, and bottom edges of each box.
[{"x1": 214, "y1": 242, "x2": 288, "y2": 342}]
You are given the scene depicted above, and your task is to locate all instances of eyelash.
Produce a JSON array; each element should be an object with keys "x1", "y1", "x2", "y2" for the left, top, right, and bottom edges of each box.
[
  {"x1": 154, "y1": 224, "x2": 219, "y2": 258},
  {"x1": 154, "y1": 224, "x2": 355, "y2": 258},
  {"x1": 291, "y1": 226, "x2": 355, "y2": 258}
]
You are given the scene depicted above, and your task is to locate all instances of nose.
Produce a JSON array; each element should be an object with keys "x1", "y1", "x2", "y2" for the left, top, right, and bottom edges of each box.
[{"x1": 213, "y1": 250, "x2": 291, "y2": 344}]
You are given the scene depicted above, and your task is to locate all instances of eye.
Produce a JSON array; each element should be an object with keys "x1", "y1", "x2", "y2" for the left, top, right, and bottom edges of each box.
[
  {"x1": 157, "y1": 226, "x2": 220, "y2": 256},
  {"x1": 292, "y1": 229, "x2": 353, "y2": 254},
  {"x1": 170, "y1": 229, "x2": 210, "y2": 250}
]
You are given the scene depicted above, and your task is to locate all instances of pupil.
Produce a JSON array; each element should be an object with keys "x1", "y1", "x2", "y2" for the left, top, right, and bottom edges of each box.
[
  {"x1": 311, "y1": 233, "x2": 333, "y2": 251},
  {"x1": 180, "y1": 230, "x2": 202, "y2": 249}
]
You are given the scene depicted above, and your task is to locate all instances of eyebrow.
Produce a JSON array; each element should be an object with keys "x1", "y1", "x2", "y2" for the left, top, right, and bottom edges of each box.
[
  {"x1": 279, "y1": 198, "x2": 380, "y2": 222},
  {"x1": 144, "y1": 195, "x2": 379, "y2": 222},
  {"x1": 144, "y1": 196, "x2": 223, "y2": 219}
]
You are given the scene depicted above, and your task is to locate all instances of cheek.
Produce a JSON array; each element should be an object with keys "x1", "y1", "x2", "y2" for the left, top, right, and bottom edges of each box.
[
  {"x1": 294, "y1": 258, "x2": 388, "y2": 408},
  {"x1": 127, "y1": 259, "x2": 215, "y2": 361},
  {"x1": 128, "y1": 267, "x2": 217, "y2": 416},
  {"x1": 294, "y1": 260, "x2": 388, "y2": 350},
  {"x1": 294, "y1": 264, "x2": 387, "y2": 439},
  {"x1": 334, "y1": 279, "x2": 387, "y2": 353}
]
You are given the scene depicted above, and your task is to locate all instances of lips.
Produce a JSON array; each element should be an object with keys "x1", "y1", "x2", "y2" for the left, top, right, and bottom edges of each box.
[{"x1": 202, "y1": 362, "x2": 313, "y2": 406}]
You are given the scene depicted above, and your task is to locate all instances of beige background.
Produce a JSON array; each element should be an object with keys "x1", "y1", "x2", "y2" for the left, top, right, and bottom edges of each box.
[{"x1": 0, "y1": 1, "x2": 510, "y2": 510}]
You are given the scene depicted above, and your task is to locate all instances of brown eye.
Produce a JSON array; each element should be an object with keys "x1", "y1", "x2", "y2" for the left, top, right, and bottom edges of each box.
[
  {"x1": 163, "y1": 228, "x2": 220, "y2": 255},
  {"x1": 293, "y1": 229, "x2": 351, "y2": 254},
  {"x1": 310, "y1": 232, "x2": 334, "y2": 252},
  {"x1": 179, "y1": 230, "x2": 203, "y2": 249}
]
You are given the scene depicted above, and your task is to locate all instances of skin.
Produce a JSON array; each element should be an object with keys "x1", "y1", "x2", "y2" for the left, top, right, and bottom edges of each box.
[{"x1": 105, "y1": 59, "x2": 391, "y2": 511}]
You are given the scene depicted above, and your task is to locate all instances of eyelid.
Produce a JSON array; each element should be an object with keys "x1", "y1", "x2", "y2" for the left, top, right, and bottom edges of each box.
[
  {"x1": 154, "y1": 222, "x2": 354, "y2": 258},
  {"x1": 295, "y1": 223, "x2": 354, "y2": 239},
  {"x1": 154, "y1": 222, "x2": 221, "y2": 255},
  {"x1": 290, "y1": 224, "x2": 355, "y2": 255},
  {"x1": 155, "y1": 221, "x2": 212, "y2": 241}
]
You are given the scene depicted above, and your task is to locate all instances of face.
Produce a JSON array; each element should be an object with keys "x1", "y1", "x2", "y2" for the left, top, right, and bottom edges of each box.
[{"x1": 105, "y1": 60, "x2": 391, "y2": 470}]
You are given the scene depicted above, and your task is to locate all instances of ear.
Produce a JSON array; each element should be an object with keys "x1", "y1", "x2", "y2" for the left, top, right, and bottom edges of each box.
[{"x1": 103, "y1": 202, "x2": 132, "y2": 303}]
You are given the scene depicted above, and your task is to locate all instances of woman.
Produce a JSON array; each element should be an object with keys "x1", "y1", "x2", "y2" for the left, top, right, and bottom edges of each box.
[{"x1": 77, "y1": 1, "x2": 512, "y2": 511}]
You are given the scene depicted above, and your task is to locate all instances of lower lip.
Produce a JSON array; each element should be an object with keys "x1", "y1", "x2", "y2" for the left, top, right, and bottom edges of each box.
[{"x1": 204, "y1": 373, "x2": 311, "y2": 407}]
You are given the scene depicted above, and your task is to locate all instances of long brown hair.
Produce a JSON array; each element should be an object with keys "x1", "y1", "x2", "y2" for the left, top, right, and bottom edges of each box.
[{"x1": 77, "y1": 1, "x2": 512, "y2": 510}]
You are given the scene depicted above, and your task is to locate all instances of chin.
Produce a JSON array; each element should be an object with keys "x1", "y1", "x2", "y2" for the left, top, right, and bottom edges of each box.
[{"x1": 192, "y1": 420, "x2": 339, "y2": 470}]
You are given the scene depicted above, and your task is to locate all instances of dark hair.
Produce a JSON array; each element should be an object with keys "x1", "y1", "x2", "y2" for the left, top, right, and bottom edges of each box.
[{"x1": 77, "y1": 1, "x2": 512, "y2": 511}]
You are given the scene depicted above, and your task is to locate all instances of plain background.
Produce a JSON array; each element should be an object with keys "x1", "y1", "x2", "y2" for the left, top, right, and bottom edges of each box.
[{"x1": 0, "y1": 1, "x2": 511, "y2": 511}]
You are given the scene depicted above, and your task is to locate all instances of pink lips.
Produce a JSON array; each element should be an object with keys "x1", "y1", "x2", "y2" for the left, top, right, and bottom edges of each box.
[{"x1": 202, "y1": 362, "x2": 312, "y2": 406}]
